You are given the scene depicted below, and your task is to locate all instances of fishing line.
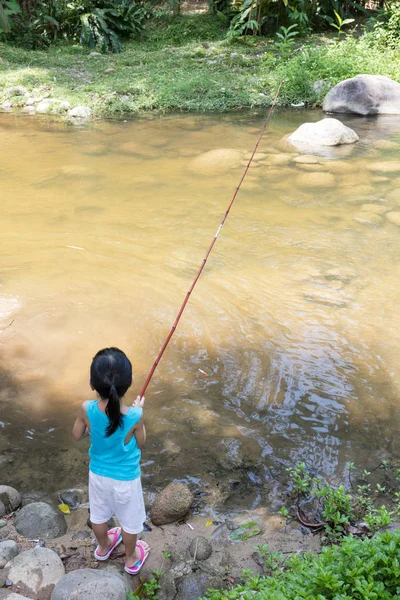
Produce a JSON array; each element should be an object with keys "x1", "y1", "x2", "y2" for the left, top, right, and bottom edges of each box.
[{"x1": 139, "y1": 78, "x2": 284, "y2": 399}]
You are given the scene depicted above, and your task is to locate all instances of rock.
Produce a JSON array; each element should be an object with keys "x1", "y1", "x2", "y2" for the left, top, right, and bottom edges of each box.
[
  {"x1": 0, "y1": 541, "x2": 19, "y2": 568},
  {"x1": 189, "y1": 536, "x2": 212, "y2": 561},
  {"x1": 1, "y1": 102, "x2": 12, "y2": 111},
  {"x1": 104, "y1": 68, "x2": 115, "y2": 74},
  {"x1": 150, "y1": 482, "x2": 193, "y2": 526},
  {"x1": 289, "y1": 118, "x2": 359, "y2": 148},
  {"x1": 7, "y1": 86, "x2": 27, "y2": 97},
  {"x1": 360, "y1": 203, "x2": 388, "y2": 215},
  {"x1": 367, "y1": 161, "x2": 400, "y2": 174},
  {"x1": 89, "y1": 51, "x2": 101, "y2": 57},
  {"x1": 36, "y1": 100, "x2": 52, "y2": 114},
  {"x1": 71, "y1": 530, "x2": 90, "y2": 540},
  {"x1": 7, "y1": 548, "x2": 64, "y2": 597},
  {"x1": 15, "y1": 502, "x2": 67, "y2": 540},
  {"x1": 353, "y1": 212, "x2": 383, "y2": 226},
  {"x1": 386, "y1": 212, "x2": 400, "y2": 226},
  {"x1": 21, "y1": 106, "x2": 35, "y2": 113},
  {"x1": 387, "y1": 188, "x2": 400, "y2": 202},
  {"x1": 293, "y1": 155, "x2": 320, "y2": 164},
  {"x1": 374, "y1": 139, "x2": 399, "y2": 150},
  {"x1": 216, "y1": 438, "x2": 245, "y2": 470},
  {"x1": 0, "y1": 487, "x2": 21, "y2": 515},
  {"x1": 25, "y1": 98, "x2": 35, "y2": 106},
  {"x1": 51, "y1": 569, "x2": 126, "y2": 600},
  {"x1": 313, "y1": 79, "x2": 329, "y2": 94},
  {"x1": 59, "y1": 101, "x2": 71, "y2": 111},
  {"x1": 68, "y1": 106, "x2": 92, "y2": 119},
  {"x1": 0, "y1": 594, "x2": 32, "y2": 599},
  {"x1": 0, "y1": 521, "x2": 6, "y2": 528},
  {"x1": 58, "y1": 490, "x2": 81, "y2": 510},
  {"x1": 21, "y1": 491, "x2": 46, "y2": 507},
  {"x1": 296, "y1": 172, "x2": 336, "y2": 188},
  {"x1": 187, "y1": 149, "x2": 244, "y2": 175},
  {"x1": 323, "y1": 75, "x2": 400, "y2": 116},
  {"x1": 175, "y1": 573, "x2": 224, "y2": 600}
]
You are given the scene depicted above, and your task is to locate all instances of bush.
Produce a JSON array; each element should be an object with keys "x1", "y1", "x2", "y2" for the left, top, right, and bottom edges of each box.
[{"x1": 203, "y1": 530, "x2": 400, "y2": 600}]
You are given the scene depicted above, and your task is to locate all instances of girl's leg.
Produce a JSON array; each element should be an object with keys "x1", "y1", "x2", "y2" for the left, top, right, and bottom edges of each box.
[
  {"x1": 122, "y1": 530, "x2": 137, "y2": 568},
  {"x1": 93, "y1": 522, "x2": 115, "y2": 554}
]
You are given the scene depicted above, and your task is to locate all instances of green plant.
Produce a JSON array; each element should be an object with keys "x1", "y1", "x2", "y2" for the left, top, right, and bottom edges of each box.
[
  {"x1": 286, "y1": 462, "x2": 314, "y2": 499},
  {"x1": 0, "y1": 0, "x2": 19, "y2": 33},
  {"x1": 274, "y1": 23, "x2": 298, "y2": 55},
  {"x1": 315, "y1": 484, "x2": 354, "y2": 541},
  {"x1": 227, "y1": 0, "x2": 260, "y2": 38},
  {"x1": 326, "y1": 9, "x2": 354, "y2": 37}
]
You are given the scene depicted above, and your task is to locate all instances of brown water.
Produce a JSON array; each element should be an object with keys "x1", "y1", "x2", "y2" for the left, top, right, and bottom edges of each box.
[{"x1": 1, "y1": 110, "x2": 400, "y2": 513}]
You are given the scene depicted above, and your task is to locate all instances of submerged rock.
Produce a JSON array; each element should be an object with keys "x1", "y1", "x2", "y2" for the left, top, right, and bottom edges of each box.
[
  {"x1": 189, "y1": 536, "x2": 212, "y2": 561},
  {"x1": 150, "y1": 482, "x2": 193, "y2": 526},
  {"x1": 323, "y1": 75, "x2": 400, "y2": 115},
  {"x1": 0, "y1": 540, "x2": 19, "y2": 568},
  {"x1": 296, "y1": 172, "x2": 336, "y2": 188},
  {"x1": 215, "y1": 438, "x2": 245, "y2": 470},
  {"x1": 187, "y1": 149, "x2": 244, "y2": 175},
  {"x1": 7, "y1": 547, "x2": 64, "y2": 597},
  {"x1": 51, "y1": 569, "x2": 126, "y2": 600},
  {"x1": 15, "y1": 502, "x2": 67, "y2": 540},
  {"x1": 0, "y1": 486, "x2": 21, "y2": 516},
  {"x1": 289, "y1": 118, "x2": 359, "y2": 148},
  {"x1": 386, "y1": 212, "x2": 400, "y2": 226},
  {"x1": 367, "y1": 161, "x2": 400, "y2": 174}
]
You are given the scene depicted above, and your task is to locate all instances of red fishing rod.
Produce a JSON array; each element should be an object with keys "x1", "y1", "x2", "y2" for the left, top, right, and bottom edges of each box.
[{"x1": 139, "y1": 79, "x2": 284, "y2": 399}]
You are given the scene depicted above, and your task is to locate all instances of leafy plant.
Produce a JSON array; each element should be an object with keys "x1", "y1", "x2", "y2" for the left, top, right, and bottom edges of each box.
[
  {"x1": 275, "y1": 23, "x2": 298, "y2": 55},
  {"x1": 315, "y1": 484, "x2": 354, "y2": 541},
  {"x1": 326, "y1": 9, "x2": 354, "y2": 37},
  {"x1": 0, "y1": 0, "x2": 19, "y2": 33},
  {"x1": 227, "y1": 0, "x2": 260, "y2": 38}
]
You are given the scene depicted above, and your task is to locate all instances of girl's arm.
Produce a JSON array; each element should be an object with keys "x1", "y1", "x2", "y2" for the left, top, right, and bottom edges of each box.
[
  {"x1": 133, "y1": 419, "x2": 146, "y2": 449},
  {"x1": 72, "y1": 402, "x2": 90, "y2": 441}
]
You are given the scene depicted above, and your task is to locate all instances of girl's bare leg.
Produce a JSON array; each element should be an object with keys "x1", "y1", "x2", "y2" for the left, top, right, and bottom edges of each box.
[
  {"x1": 123, "y1": 531, "x2": 150, "y2": 568},
  {"x1": 92, "y1": 522, "x2": 115, "y2": 555}
]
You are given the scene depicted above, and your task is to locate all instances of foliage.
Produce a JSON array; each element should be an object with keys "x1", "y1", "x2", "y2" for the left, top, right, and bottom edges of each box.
[
  {"x1": 202, "y1": 530, "x2": 400, "y2": 600},
  {"x1": 274, "y1": 23, "x2": 298, "y2": 56},
  {"x1": 0, "y1": 0, "x2": 19, "y2": 33},
  {"x1": 367, "y1": 1, "x2": 400, "y2": 48},
  {"x1": 325, "y1": 8, "x2": 355, "y2": 38}
]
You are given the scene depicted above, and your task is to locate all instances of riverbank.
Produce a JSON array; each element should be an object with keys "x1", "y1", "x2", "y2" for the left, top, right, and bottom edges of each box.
[{"x1": 1, "y1": 18, "x2": 400, "y2": 119}]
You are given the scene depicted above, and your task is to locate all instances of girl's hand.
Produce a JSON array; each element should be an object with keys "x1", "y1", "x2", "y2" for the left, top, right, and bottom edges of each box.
[{"x1": 133, "y1": 395, "x2": 145, "y2": 408}]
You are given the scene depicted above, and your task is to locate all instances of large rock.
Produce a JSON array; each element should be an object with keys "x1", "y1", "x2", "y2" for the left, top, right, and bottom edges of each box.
[
  {"x1": 289, "y1": 118, "x2": 359, "y2": 148},
  {"x1": 187, "y1": 149, "x2": 244, "y2": 175},
  {"x1": 0, "y1": 486, "x2": 21, "y2": 516},
  {"x1": 68, "y1": 106, "x2": 92, "y2": 119},
  {"x1": 323, "y1": 75, "x2": 400, "y2": 116},
  {"x1": 189, "y1": 536, "x2": 212, "y2": 561},
  {"x1": 15, "y1": 502, "x2": 67, "y2": 540},
  {"x1": 175, "y1": 573, "x2": 224, "y2": 600},
  {"x1": 0, "y1": 593, "x2": 32, "y2": 599},
  {"x1": 7, "y1": 547, "x2": 64, "y2": 597},
  {"x1": 51, "y1": 569, "x2": 126, "y2": 600},
  {"x1": 0, "y1": 540, "x2": 19, "y2": 568},
  {"x1": 150, "y1": 482, "x2": 193, "y2": 526}
]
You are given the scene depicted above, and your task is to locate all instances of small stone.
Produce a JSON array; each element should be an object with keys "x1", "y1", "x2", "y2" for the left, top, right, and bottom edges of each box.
[
  {"x1": 230, "y1": 52, "x2": 238, "y2": 59},
  {"x1": 36, "y1": 100, "x2": 51, "y2": 114},
  {"x1": 0, "y1": 540, "x2": 19, "y2": 568},
  {"x1": 296, "y1": 172, "x2": 336, "y2": 188},
  {"x1": 58, "y1": 490, "x2": 81, "y2": 510},
  {"x1": 207, "y1": 60, "x2": 217, "y2": 65},
  {"x1": 1, "y1": 101, "x2": 12, "y2": 111},
  {"x1": 386, "y1": 211, "x2": 400, "y2": 226},
  {"x1": 189, "y1": 536, "x2": 212, "y2": 561},
  {"x1": 68, "y1": 106, "x2": 92, "y2": 119},
  {"x1": 59, "y1": 101, "x2": 71, "y2": 111},
  {"x1": 72, "y1": 530, "x2": 90, "y2": 540},
  {"x1": 25, "y1": 98, "x2": 35, "y2": 106},
  {"x1": 0, "y1": 520, "x2": 6, "y2": 528},
  {"x1": 104, "y1": 68, "x2": 115, "y2": 73},
  {"x1": 89, "y1": 51, "x2": 102, "y2": 56}
]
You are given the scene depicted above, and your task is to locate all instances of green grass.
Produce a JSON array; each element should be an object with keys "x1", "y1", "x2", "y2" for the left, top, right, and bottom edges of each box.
[{"x1": 1, "y1": 17, "x2": 400, "y2": 118}]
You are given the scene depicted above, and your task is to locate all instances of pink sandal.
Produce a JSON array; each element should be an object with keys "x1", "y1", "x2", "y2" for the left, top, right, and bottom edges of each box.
[
  {"x1": 124, "y1": 540, "x2": 150, "y2": 575},
  {"x1": 94, "y1": 527, "x2": 122, "y2": 561}
]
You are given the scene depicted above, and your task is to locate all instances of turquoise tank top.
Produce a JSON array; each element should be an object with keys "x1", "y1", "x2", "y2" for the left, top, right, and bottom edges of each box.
[{"x1": 86, "y1": 400, "x2": 142, "y2": 481}]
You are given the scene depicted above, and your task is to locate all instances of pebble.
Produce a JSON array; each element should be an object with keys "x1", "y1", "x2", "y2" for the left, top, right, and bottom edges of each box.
[
  {"x1": 104, "y1": 68, "x2": 115, "y2": 74},
  {"x1": 0, "y1": 520, "x2": 7, "y2": 528}
]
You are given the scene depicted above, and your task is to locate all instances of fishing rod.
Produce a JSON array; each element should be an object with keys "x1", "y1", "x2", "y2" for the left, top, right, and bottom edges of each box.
[{"x1": 139, "y1": 78, "x2": 284, "y2": 399}]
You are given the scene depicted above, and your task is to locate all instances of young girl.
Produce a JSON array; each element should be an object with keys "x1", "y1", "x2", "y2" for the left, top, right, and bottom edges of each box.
[{"x1": 72, "y1": 347, "x2": 150, "y2": 575}]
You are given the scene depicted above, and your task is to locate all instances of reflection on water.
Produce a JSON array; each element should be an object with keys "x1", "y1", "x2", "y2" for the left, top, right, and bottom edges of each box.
[{"x1": 1, "y1": 110, "x2": 400, "y2": 509}]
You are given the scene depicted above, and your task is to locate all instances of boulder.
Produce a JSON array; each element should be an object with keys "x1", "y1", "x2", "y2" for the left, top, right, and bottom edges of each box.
[
  {"x1": 386, "y1": 212, "x2": 400, "y2": 226},
  {"x1": 189, "y1": 536, "x2": 212, "y2": 561},
  {"x1": 323, "y1": 75, "x2": 400, "y2": 116},
  {"x1": 0, "y1": 540, "x2": 19, "y2": 568},
  {"x1": 296, "y1": 172, "x2": 336, "y2": 188},
  {"x1": 15, "y1": 502, "x2": 67, "y2": 540},
  {"x1": 289, "y1": 118, "x2": 359, "y2": 148},
  {"x1": 68, "y1": 106, "x2": 92, "y2": 119},
  {"x1": 175, "y1": 573, "x2": 224, "y2": 600},
  {"x1": 187, "y1": 149, "x2": 244, "y2": 175},
  {"x1": 0, "y1": 486, "x2": 21, "y2": 515},
  {"x1": 36, "y1": 100, "x2": 52, "y2": 114},
  {"x1": 7, "y1": 547, "x2": 64, "y2": 597},
  {"x1": 7, "y1": 86, "x2": 27, "y2": 97},
  {"x1": 59, "y1": 101, "x2": 71, "y2": 111},
  {"x1": 150, "y1": 482, "x2": 193, "y2": 526},
  {"x1": 51, "y1": 569, "x2": 126, "y2": 600}
]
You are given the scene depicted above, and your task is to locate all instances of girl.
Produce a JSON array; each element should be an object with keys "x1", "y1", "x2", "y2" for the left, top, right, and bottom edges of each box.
[{"x1": 72, "y1": 347, "x2": 150, "y2": 575}]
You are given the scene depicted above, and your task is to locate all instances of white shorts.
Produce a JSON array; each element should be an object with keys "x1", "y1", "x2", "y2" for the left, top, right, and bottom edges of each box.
[{"x1": 89, "y1": 471, "x2": 146, "y2": 535}]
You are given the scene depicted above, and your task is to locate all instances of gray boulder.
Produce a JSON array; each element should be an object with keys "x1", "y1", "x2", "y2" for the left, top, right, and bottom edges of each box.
[
  {"x1": 150, "y1": 482, "x2": 194, "y2": 526},
  {"x1": 189, "y1": 536, "x2": 212, "y2": 561},
  {"x1": 289, "y1": 118, "x2": 358, "y2": 148},
  {"x1": 68, "y1": 106, "x2": 92, "y2": 119},
  {"x1": 323, "y1": 75, "x2": 400, "y2": 115},
  {"x1": 0, "y1": 540, "x2": 19, "y2": 568},
  {"x1": 15, "y1": 502, "x2": 67, "y2": 540},
  {"x1": 0, "y1": 486, "x2": 21, "y2": 516},
  {"x1": 175, "y1": 573, "x2": 224, "y2": 600},
  {"x1": 7, "y1": 547, "x2": 65, "y2": 597},
  {"x1": 51, "y1": 569, "x2": 126, "y2": 600}
]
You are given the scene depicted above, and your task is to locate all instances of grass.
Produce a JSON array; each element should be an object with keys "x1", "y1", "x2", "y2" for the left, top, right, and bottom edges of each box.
[{"x1": 1, "y1": 16, "x2": 400, "y2": 118}]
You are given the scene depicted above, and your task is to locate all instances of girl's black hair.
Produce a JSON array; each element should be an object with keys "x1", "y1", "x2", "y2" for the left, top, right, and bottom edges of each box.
[{"x1": 90, "y1": 347, "x2": 132, "y2": 437}]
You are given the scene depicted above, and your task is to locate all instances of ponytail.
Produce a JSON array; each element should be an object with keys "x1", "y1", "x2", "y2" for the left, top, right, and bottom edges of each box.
[
  {"x1": 105, "y1": 383, "x2": 122, "y2": 437},
  {"x1": 90, "y1": 347, "x2": 133, "y2": 438}
]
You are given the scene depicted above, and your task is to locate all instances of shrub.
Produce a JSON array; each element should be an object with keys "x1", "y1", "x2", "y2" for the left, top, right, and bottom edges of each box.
[{"x1": 203, "y1": 530, "x2": 400, "y2": 600}]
